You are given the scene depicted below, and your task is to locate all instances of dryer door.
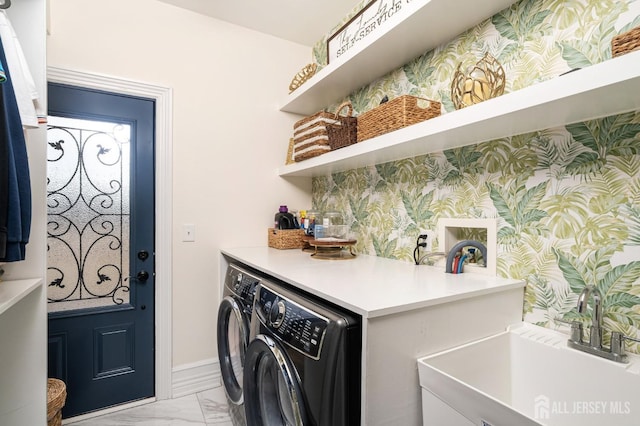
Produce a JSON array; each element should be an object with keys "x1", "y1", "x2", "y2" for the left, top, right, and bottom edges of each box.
[
  {"x1": 217, "y1": 296, "x2": 249, "y2": 405},
  {"x1": 244, "y1": 334, "x2": 309, "y2": 426}
]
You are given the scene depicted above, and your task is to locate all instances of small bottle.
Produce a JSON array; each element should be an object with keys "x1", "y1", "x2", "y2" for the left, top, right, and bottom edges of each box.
[
  {"x1": 305, "y1": 210, "x2": 319, "y2": 236},
  {"x1": 299, "y1": 210, "x2": 306, "y2": 229}
]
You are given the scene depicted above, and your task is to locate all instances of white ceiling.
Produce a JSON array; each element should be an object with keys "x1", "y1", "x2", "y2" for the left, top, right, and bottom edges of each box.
[{"x1": 157, "y1": 0, "x2": 361, "y2": 46}]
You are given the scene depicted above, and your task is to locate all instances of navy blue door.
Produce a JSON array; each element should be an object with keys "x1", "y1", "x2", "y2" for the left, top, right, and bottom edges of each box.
[{"x1": 46, "y1": 83, "x2": 155, "y2": 418}]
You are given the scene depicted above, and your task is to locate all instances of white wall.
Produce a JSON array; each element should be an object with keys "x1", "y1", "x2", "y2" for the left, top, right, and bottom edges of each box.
[{"x1": 47, "y1": 0, "x2": 312, "y2": 366}]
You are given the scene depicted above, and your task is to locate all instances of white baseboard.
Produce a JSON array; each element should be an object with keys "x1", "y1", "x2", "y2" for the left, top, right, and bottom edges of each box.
[
  {"x1": 63, "y1": 398, "x2": 156, "y2": 424},
  {"x1": 172, "y1": 358, "x2": 221, "y2": 398}
]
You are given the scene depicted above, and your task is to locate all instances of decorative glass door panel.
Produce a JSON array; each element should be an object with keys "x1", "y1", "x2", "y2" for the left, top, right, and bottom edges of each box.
[{"x1": 47, "y1": 116, "x2": 131, "y2": 312}]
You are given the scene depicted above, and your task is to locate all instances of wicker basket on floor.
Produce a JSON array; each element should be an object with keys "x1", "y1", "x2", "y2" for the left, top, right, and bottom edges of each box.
[
  {"x1": 356, "y1": 95, "x2": 441, "y2": 142},
  {"x1": 612, "y1": 26, "x2": 640, "y2": 57},
  {"x1": 268, "y1": 228, "x2": 305, "y2": 249},
  {"x1": 47, "y1": 378, "x2": 67, "y2": 426}
]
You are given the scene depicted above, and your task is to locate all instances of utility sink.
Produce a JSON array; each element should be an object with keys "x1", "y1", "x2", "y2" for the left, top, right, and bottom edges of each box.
[{"x1": 418, "y1": 323, "x2": 640, "y2": 426}]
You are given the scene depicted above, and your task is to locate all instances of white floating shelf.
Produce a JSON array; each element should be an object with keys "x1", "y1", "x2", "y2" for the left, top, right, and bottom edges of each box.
[
  {"x1": 0, "y1": 278, "x2": 43, "y2": 316},
  {"x1": 278, "y1": 51, "x2": 640, "y2": 178},
  {"x1": 280, "y1": 0, "x2": 518, "y2": 115}
]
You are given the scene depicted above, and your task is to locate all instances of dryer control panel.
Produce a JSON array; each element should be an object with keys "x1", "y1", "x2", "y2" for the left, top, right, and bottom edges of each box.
[
  {"x1": 255, "y1": 284, "x2": 329, "y2": 360},
  {"x1": 225, "y1": 265, "x2": 260, "y2": 309}
]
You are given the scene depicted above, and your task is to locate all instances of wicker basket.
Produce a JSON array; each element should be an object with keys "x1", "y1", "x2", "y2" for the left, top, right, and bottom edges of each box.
[
  {"x1": 292, "y1": 102, "x2": 359, "y2": 161},
  {"x1": 292, "y1": 110, "x2": 337, "y2": 162},
  {"x1": 47, "y1": 378, "x2": 67, "y2": 426},
  {"x1": 326, "y1": 102, "x2": 357, "y2": 150},
  {"x1": 285, "y1": 138, "x2": 295, "y2": 165},
  {"x1": 356, "y1": 95, "x2": 441, "y2": 142},
  {"x1": 612, "y1": 26, "x2": 640, "y2": 57},
  {"x1": 268, "y1": 228, "x2": 305, "y2": 249}
]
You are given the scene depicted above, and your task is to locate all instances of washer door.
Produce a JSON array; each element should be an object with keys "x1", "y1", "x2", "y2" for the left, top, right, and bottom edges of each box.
[
  {"x1": 244, "y1": 334, "x2": 309, "y2": 426},
  {"x1": 217, "y1": 296, "x2": 249, "y2": 405}
]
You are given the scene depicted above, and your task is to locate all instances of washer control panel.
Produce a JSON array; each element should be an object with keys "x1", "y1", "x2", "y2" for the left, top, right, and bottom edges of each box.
[{"x1": 256, "y1": 284, "x2": 329, "y2": 360}]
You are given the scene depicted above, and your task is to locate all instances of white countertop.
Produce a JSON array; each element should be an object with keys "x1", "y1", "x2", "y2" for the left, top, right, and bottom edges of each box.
[{"x1": 221, "y1": 247, "x2": 524, "y2": 318}]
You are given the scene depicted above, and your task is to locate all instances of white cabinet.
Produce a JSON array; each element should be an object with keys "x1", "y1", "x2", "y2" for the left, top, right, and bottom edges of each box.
[
  {"x1": 277, "y1": 0, "x2": 640, "y2": 178},
  {"x1": 0, "y1": 279, "x2": 46, "y2": 426},
  {"x1": 421, "y1": 390, "x2": 475, "y2": 426}
]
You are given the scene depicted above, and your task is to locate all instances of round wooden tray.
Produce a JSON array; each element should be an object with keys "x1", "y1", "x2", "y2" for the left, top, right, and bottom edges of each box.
[{"x1": 308, "y1": 238, "x2": 357, "y2": 260}]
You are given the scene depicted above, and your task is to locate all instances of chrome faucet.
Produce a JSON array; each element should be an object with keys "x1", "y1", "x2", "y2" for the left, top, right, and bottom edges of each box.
[
  {"x1": 557, "y1": 285, "x2": 640, "y2": 363},
  {"x1": 577, "y1": 285, "x2": 602, "y2": 349},
  {"x1": 561, "y1": 285, "x2": 629, "y2": 362}
]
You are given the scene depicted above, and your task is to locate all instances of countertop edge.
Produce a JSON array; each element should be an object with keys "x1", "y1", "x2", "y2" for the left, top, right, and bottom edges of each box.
[
  {"x1": 365, "y1": 281, "x2": 525, "y2": 318},
  {"x1": 221, "y1": 247, "x2": 525, "y2": 319}
]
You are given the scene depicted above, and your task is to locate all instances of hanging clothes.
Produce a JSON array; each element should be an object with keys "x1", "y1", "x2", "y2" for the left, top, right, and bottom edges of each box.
[
  {"x1": 0, "y1": 36, "x2": 30, "y2": 261},
  {"x1": 0, "y1": 10, "x2": 40, "y2": 128},
  {"x1": 0, "y1": 57, "x2": 5, "y2": 82},
  {"x1": 0, "y1": 55, "x2": 7, "y2": 258}
]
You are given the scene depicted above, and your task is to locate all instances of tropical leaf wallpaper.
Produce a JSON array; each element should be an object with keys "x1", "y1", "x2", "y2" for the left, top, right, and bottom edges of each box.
[{"x1": 308, "y1": 0, "x2": 640, "y2": 352}]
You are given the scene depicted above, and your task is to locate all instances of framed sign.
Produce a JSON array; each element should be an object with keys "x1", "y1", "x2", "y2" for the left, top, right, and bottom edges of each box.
[{"x1": 327, "y1": 0, "x2": 407, "y2": 64}]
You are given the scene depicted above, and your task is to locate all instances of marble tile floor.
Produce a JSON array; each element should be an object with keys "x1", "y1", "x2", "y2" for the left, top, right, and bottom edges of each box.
[{"x1": 67, "y1": 385, "x2": 233, "y2": 426}]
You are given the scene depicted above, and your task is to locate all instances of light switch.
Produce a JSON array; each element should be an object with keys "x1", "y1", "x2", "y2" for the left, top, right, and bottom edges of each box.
[{"x1": 182, "y1": 224, "x2": 195, "y2": 242}]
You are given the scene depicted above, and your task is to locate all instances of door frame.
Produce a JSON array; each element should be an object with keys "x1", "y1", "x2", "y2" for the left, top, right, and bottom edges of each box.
[{"x1": 47, "y1": 66, "x2": 173, "y2": 400}]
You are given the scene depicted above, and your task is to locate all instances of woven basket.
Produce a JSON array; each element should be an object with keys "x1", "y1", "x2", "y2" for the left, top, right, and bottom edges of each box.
[
  {"x1": 292, "y1": 110, "x2": 336, "y2": 162},
  {"x1": 285, "y1": 138, "x2": 295, "y2": 165},
  {"x1": 268, "y1": 228, "x2": 305, "y2": 249},
  {"x1": 47, "y1": 378, "x2": 66, "y2": 426},
  {"x1": 612, "y1": 26, "x2": 640, "y2": 57},
  {"x1": 357, "y1": 95, "x2": 441, "y2": 142},
  {"x1": 326, "y1": 102, "x2": 357, "y2": 150}
]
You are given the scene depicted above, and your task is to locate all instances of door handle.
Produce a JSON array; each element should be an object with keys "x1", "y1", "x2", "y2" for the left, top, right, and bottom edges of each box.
[{"x1": 136, "y1": 270, "x2": 150, "y2": 282}]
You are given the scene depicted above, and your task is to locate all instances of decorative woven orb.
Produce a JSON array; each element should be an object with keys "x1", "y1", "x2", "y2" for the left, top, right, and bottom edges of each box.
[
  {"x1": 451, "y1": 53, "x2": 506, "y2": 109},
  {"x1": 289, "y1": 63, "x2": 317, "y2": 93}
]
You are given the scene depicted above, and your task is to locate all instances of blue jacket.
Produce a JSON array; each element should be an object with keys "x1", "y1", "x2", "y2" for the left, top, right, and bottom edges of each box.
[{"x1": 0, "y1": 37, "x2": 31, "y2": 262}]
